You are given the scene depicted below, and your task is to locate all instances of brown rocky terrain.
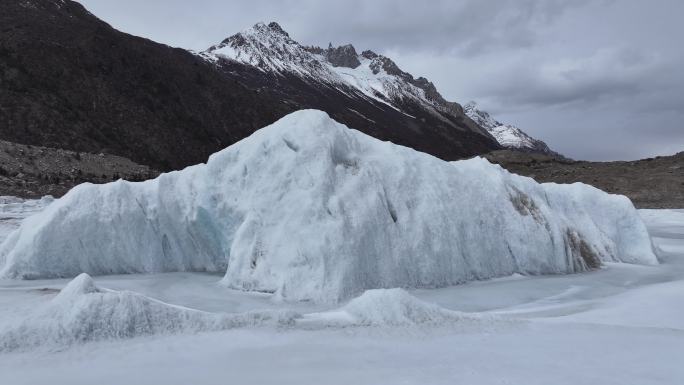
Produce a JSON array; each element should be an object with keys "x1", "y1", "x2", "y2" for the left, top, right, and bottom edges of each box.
[
  {"x1": 485, "y1": 150, "x2": 684, "y2": 209},
  {"x1": 5, "y1": 140, "x2": 681, "y2": 209},
  {"x1": 0, "y1": 139, "x2": 157, "y2": 198}
]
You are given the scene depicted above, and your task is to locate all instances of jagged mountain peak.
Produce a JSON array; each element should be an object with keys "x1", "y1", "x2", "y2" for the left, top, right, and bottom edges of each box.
[
  {"x1": 218, "y1": 21, "x2": 297, "y2": 47},
  {"x1": 325, "y1": 44, "x2": 361, "y2": 68},
  {"x1": 361, "y1": 50, "x2": 379, "y2": 59},
  {"x1": 244, "y1": 21, "x2": 290, "y2": 37},
  {"x1": 202, "y1": 23, "x2": 475, "y2": 120},
  {"x1": 205, "y1": 21, "x2": 333, "y2": 77},
  {"x1": 464, "y1": 102, "x2": 562, "y2": 157},
  {"x1": 265, "y1": 21, "x2": 288, "y2": 36}
]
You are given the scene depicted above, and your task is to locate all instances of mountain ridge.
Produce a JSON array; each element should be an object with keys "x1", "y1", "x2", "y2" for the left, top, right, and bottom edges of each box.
[
  {"x1": 203, "y1": 22, "x2": 488, "y2": 132},
  {"x1": 198, "y1": 21, "x2": 500, "y2": 160},
  {"x1": 0, "y1": 5, "x2": 500, "y2": 174},
  {"x1": 200, "y1": 22, "x2": 559, "y2": 159}
]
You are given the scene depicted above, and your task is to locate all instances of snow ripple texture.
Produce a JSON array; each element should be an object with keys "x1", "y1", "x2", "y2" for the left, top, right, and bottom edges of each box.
[
  {"x1": 0, "y1": 110, "x2": 657, "y2": 302},
  {"x1": 0, "y1": 274, "x2": 296, "y2": 352}
]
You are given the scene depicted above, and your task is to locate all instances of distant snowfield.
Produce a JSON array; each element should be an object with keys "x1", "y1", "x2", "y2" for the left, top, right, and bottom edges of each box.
[{"x1": 0, "y1": 194, "x2": 683, "y2": 384}]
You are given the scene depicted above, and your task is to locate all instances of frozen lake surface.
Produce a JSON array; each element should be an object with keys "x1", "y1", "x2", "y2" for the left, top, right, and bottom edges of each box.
[{"x1": 0, "y1": 197, "x2": 682, "y2": 385}]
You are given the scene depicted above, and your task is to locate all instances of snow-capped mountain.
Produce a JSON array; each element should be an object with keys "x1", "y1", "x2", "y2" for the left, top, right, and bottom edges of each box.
[
  {"x1": 203, "y1": 22, "x2": 471, "y2": 122},
  {"x1": 198, "y1": 22, "x2": 499, "y2": 160},
  {"x1": 464, "y1": 102, "x2": 562, "y2": 157}
]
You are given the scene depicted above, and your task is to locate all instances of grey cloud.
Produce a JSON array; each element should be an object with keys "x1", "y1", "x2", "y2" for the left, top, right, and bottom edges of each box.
[
  {"x1": 78, "y1": 0, "x2": 587, "y2": 55},
  {"x1": 275, "y1": 0, "x2": 590, "y2": 56},
  {"x1": 478, "y1": 48, "x2": 669, "y2": 111}
]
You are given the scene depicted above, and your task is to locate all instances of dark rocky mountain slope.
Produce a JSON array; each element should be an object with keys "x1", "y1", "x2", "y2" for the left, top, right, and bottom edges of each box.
[
  {"x1": 0, "y1": 3, "x2": 499, "y2": 174},
  {"x1": 0, "y1": 0, "x2": 289, "y2": 171}
]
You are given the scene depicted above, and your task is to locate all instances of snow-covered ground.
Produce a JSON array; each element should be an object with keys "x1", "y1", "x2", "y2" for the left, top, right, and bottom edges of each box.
[{"x1": 0, "y1": 193, "x2": 682, "y2": 384}]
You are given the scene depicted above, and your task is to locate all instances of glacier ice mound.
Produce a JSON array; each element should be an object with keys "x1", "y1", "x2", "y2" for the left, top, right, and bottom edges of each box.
[
  {"x1": 0, "y1": 110, "x2": 657, "y2": 302},
  {"x1": 0, "y1": 274, "x2": 296, "y2": 352}
]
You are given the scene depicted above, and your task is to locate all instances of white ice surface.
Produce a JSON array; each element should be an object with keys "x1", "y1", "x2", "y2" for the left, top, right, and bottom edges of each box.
[
  {"x1": 0, "y1": 273, "x2": 296, "y2": 352},
  {"x1": 0, "y1": 207, "x2": 683, "y2": 384},
  {"x1": 0, "y1": 110, "x2": 656, "y2": 303}
]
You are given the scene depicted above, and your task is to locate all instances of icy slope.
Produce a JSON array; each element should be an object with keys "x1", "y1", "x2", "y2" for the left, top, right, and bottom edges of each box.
[
  {"x1": 464, "y1": 101, "x2": 560, "y2": 156},
  {"x1": 0, "y1": 274, "x2": 295, "y2": 352},
  {"x1": 0, "y1": 110, "x2": 656, "y2": 302}
]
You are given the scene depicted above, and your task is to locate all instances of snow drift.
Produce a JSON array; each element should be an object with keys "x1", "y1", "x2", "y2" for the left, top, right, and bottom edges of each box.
[
  {"x1": 0, "y1": 274, "x2": 296, "y2": 352},
  {"x1": 0, "y1": 110, "x2": 657, "y2": 302},
  {"x1": 299, "y1": 288, "x2": 471, "y2": 327}
]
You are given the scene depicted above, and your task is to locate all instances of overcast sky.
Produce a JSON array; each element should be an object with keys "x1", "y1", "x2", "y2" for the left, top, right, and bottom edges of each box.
[{"x1": 77, "y1": 0, "x2": 684, "y2": 161}]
